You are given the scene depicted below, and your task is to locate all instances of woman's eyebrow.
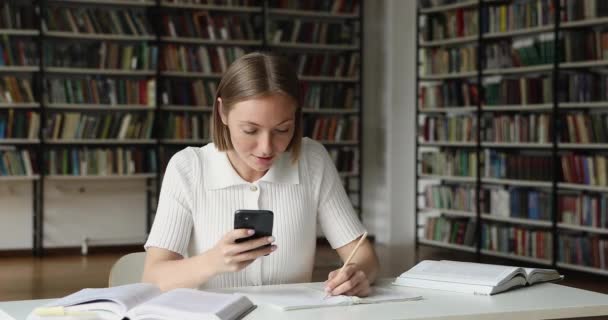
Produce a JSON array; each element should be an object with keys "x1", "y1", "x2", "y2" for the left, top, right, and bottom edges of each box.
[{"x1": 239, "y1": 119, "x2": 294, "y2": 126}]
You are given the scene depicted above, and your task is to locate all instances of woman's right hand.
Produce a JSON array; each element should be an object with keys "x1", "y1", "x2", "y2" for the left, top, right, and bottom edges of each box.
[{"x1": 209, "y1": 229, "x2": 276, "y2": 274}]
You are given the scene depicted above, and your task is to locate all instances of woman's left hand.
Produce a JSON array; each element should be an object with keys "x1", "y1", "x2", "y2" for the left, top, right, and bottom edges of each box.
[{"x1": 324, "y1": 263, "x2": 371, "y2": 297}]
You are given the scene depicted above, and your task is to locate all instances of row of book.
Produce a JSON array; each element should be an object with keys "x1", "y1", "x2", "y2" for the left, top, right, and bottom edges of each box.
[
  {"x1": 45, "y1": 78, "x2": 156, "y2": 106},
  {"x1": 423, "y1": 184, "x2": 553, "y2": 222},
  {"x1": 303, "y1": 115, "x2": 359, "y2": 142},
  {"x1": 45, "y1": 42, "x2": 158, "y2": 71},
  {"x1": 0, "y1": 3, "x2": 35, "y2": 30},
  {"x1": 423, "y1": 184, "x2": 477, "y2": 213},
  {"x1": 295, "y1": 52, "x2": 360, "y2": 78},
  {"x1": 0, "y1": 76, "x2": 35, "y2": 104},
  {"x1": 420, "y1": 72, "x2": 608, "y2": 108},
  {"x1": 43, "y1": 112, "x2": 154, "y2": 140},
  {"x1": 484, "y1": 76, "x2": 552, "y2": 105},
  {"x1": 483, "y1": 114, "x2": 552, "y2": 144},
  {"x1": 559, "y1": 234, "x2": 608, "y2": 270},
  {"x1": 561, "y1": 153, "x2": 608, "y2": 186},
  {"x1": 560, "y1": 193, "x2": 608, "y2": 228},
  {"x1": 161, "y1": 79, "x2": 217, "y2": 107},
  {"x1": 420, "y1": 150, "x2": 477, "y2": 177},
  {"x1": 488, "y1": 188, "x2": 552, "y2": 221},
  {"x1": 163, "y1": 0, "x2": 257, "y2": 7},
  {"x1": 424, "y1": 216, "x2": 477, "y2": 246},
  {"x1": 163, "y1": 13, "x2": 260, "y2": 40},
  {"x1": 424, "y1": 33, "x2": 608, "y2": 75},
  {"x1": 44, "y1": 7, "x2": 152, "y2": 36},
  {"x1": 268, "y1": 0, "x2": 360, "y2": 13},
  {"x1": 301, "y1": 83, "x2": 358, "y2": 110},
  {"x1": 485, "y1": 35, "x2": 556, "y2": 69},
  {"x1": 565, "y1": 29, "x2": 608, "y2": 63},
  {"x1": 481, "y1": 0, "x2": 555, "y2": 35},
  {"x1": 418, "y1": 0, "x2": 461, "y2": 8},
  {"x1": 422, "y1": 150, "x2": 608, "y2": 188},
  {"x1": 423, "y1": 46, "x2": 477, "y2": 75},
  {"x1": 0, "y1": 111, "x2": 39, "y2": 139},
  {"x1": 418, "y1": 80, "x2": 479, "y2": 109},
  {"x1": 419, "y1": 115, "x2": 476, "y2": 142},
  {"x1": 0, "y1": 37, "x2": 38, "y2": 67},
  {"x1": 485, "y1": 150, "x2": 552, "y2": 181},
  {"x1": 481, "y1": 223, "x2": 553, "y2": 260},
  {"x1": 560, "y1": 72, "x2": 608, "y2": 103},
  {"x1": 561, "y1": 0, "x2": 608, "y2": 22},
  {"x1": 163, "y1": 113, "x2": 211, "y2": 140},
  {"x1": 0, "y1": 148, "x2": 36, "y2": 176},
  {"x1": 161, "y1": 45, "x2": 245, "y2": 74},
  {"x1": 269, "y1": 20, "x2": 358, "y2": 45},
  {"x1": 421, "y1": 8, "x2": 478, "y2": 41},
  {"x1": 328, "y1": 148, "x2": 359, "y2": 174},
  {"x1": 560, "y1": 113, "x2": 608, "y2": 144},
  {"x1": 421, "y1": 1, "x2": 554, "y2": 41},
  {"x1": 46, "y1": 148, "x2": 157, "y2": 176}
]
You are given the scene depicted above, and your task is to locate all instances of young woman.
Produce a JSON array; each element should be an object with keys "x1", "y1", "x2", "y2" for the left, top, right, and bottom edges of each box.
[{"x1": 142, "y1": 52, "x2": 379, "y2": 297}]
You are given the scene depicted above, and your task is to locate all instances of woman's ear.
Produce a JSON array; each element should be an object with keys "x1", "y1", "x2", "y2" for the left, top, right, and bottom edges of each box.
[{"x1": 217, "y1": 97, "x2": 228, "y2": 125}]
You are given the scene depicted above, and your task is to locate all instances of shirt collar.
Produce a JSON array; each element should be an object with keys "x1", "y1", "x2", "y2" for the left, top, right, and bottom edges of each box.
[{"x1": 204, "y1": 144, "x2": 300, "y2": 190}]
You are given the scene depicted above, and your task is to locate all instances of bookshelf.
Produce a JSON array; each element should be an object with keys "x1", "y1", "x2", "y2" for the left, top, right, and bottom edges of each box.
[
  {"x1": 265, "y1": 0, "x2": 363, "y2": 215},
  {"x1": 1, "y1": 0, "x2": 364, "y2": 255},
  {"x1": 416, "y1": 0, "x2": 608, "y2": 276}
]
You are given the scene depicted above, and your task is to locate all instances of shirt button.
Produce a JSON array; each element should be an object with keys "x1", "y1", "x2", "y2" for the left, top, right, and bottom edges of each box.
[{"x1": 250, "y1": 185, "x2": 258, "y2": 192}]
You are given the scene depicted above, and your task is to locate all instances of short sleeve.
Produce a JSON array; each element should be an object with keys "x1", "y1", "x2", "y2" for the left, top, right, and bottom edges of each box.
[
  {"x1": 144, "y1": 149, "x2": 195, "y2": 257},
  {"x1": 312, "y1": 143, "x2": 366, "y2": 249}
]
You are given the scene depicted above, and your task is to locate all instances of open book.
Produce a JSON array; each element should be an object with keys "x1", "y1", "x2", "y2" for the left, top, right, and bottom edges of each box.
[
  {"x1": 233, "y1": 284, "x2": 422, "y2": 311},
  {"x1": 393, "y1": 260, "x2": 563, "y2": 295},
  {"x1": 26, "y1": 283, "x2": 255, "y2": 320}
]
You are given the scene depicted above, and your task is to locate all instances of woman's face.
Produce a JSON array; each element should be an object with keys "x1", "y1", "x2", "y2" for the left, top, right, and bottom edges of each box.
[{"x1": 220, "y1": 94, "x2": 296, "y2": 176}]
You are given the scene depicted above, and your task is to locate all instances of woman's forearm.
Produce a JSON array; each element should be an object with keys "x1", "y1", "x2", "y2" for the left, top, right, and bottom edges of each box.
[{"x1": 142, "y1": 249, "x2": 219, "y2": 291}]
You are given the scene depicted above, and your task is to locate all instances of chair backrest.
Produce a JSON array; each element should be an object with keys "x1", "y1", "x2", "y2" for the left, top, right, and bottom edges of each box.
[{"x1": 108, "y1": 252, "x2": 146, "y2": 287}]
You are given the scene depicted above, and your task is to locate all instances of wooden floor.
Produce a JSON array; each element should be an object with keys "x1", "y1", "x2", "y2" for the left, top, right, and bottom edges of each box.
[{"x1": 1, "y1": 244, "x2": 607, "y2": 302}]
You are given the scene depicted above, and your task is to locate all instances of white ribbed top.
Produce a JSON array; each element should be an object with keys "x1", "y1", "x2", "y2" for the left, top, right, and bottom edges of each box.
[{"x1": 145, "y1": 138, "x2": 365, "y2": 289}]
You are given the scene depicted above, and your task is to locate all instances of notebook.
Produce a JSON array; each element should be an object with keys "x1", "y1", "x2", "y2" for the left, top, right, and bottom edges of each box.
[
  {"x1": 393, "y1": 260, "x2": 563, "y2": 295},
  {"x1": 26, "y1": 283, "x2": 256, "y2": 320},
  {"x1": 0, "y1": 308, "x2": 15, "y2": 320},
  {"x1": 234, "y1": 284, "x2": 423, "y2": 311}
]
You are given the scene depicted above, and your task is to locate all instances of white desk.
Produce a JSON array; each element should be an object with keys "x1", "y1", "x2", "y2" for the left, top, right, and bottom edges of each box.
[{"x1": 1, "y1": 281, "x2": 608, "y2": 320}]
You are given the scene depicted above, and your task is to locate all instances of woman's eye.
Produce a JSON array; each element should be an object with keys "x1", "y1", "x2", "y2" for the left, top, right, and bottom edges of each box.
[
  {"x1": 243, "y1": 130, "x2": 256, "y2": 135},
  {"x1": 275, "y1": 128, "x2": 290, "y2": 133}
]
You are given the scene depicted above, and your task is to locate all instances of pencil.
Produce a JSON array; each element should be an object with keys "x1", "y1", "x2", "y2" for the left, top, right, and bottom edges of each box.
[{"x1": 324, "y1": 231, "x2": 368, "y2": 299}]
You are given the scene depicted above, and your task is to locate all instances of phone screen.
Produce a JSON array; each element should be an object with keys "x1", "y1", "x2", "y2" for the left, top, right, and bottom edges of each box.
[{"x1": 234, "y1": 209, "x2": 274, "y2": 244}]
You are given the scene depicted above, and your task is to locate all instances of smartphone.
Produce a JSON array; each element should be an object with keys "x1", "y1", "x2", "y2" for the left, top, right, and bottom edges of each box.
[{"x1": 234, "y1": 209, "x2": 274, "y2": 248}]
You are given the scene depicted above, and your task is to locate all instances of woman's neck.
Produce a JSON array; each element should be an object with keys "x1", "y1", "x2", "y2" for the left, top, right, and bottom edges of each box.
[{"x1": 226, "y1": 151, "x2": 266, "y2": 183}]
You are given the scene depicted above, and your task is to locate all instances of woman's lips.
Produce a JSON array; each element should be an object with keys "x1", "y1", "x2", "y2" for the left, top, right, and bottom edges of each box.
[{"x1": 254, "y1": 155, "x2": 274, "y2": 165}]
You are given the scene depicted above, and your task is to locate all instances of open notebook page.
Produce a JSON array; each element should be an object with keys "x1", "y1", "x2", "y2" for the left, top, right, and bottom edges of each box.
[
  {"x1": 0, "y1": 308, "x2": 15, "y2": 320},
  {"x1": 401, "y1": 260, "x2": 520, "y2": 286},
  {"x1": 236, "y1": 284, "x2": 421, "y2": 311}
]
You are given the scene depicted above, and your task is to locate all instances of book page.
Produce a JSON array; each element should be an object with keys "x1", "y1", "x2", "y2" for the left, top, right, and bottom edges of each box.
[
  {"x1": 400, "y1": 260, "x2": 520, "y2": 286},
  {"x1": 127, "y1": 288, "x2": 253, "y2": 320},
  {"x1": 44, "y1": 283, "x2": 161, "y2": 315},
  {"x1": 523, "y1": 268, "x2": 563, "y2": 284}
]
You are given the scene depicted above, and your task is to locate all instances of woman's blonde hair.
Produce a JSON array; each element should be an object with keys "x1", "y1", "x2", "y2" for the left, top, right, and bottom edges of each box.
[{"x1": 211, "y1": 52, "x2": 302, "y2": 161}]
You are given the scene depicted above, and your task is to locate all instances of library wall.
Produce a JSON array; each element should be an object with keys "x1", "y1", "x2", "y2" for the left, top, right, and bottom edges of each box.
[
  {"x1": 0, "y1": 182, "x2": 33, "y2": 250},
  {"x1": 1, "y1": 0, "x2": 411, "y2": 251},
  {"x1": 2, "y1": 181, "x2": 147, "y2": 249}
]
